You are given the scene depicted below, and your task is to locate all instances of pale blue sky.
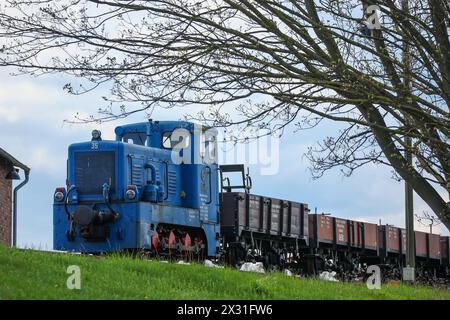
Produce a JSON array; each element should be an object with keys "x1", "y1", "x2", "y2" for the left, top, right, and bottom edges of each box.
[{"x1": 0, "y1": 67, "x2": 448, "y2": 249}]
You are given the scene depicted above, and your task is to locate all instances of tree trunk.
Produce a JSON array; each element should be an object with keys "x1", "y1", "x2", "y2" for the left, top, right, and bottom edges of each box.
[{"x1": 361, "y1": 104, "x2": 450, "y2": 231}]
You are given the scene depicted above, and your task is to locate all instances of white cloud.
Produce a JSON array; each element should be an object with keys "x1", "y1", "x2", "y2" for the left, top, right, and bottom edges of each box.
[
  {"x1": 0, "y1": 80, "x2": 71, "y2": 124},
  {"x1": 29, "y1": 147, "x2": 65, "y2": 178}
]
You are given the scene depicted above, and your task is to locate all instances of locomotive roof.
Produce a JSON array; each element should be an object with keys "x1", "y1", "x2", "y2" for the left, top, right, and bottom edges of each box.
[{"x1": 114, "y1": 120, "x2": 217, "y2": 134}]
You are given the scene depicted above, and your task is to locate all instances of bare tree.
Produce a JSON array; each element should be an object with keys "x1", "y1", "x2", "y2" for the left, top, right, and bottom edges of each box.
[
  {"x1": 415, "y1": 211, "x2": 441, "y2": 234},
  {"x1": 0, "y1": 0, "x2": 449, "y2": 229}
]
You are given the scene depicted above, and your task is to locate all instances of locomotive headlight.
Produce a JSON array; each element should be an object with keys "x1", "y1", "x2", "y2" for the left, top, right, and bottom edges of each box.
[
  {"x1": 126, "y1": 189, "x2": 136, "y2": 200},
  {"x1": 92, "y1": 129, "x2": 102, "y2": 140},
  {"x1": 54, "y1": 191, "x2": 65, "y2": 202}
]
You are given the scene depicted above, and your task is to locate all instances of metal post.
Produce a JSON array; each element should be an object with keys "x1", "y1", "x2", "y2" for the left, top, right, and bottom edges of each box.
[
  {"x1": 402, "y1": 0, "x2": 415, "y2": 281},
  {"x1": 404, "y1": 142, "x2": 415, "y2": 270}
]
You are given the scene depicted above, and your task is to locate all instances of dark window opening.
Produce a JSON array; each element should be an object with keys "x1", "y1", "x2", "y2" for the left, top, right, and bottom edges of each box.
[
  {"x1": 162, "y1": 131, "x2": 190, "y2": 149},
  {"x1": 122, "y1": 132, "x2": 147, "y2": 145},
  {"x1": 74, "y1": 151, "x2": 115, "y2": 195}
]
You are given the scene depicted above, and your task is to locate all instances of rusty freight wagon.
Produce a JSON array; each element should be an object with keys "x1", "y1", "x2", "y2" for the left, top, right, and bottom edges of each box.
[
  {"x1": 414, "y1": 231, "x2": 441, "y2": 261},
  {"x1": 347, "y1": 220, "x2": 378, "y2": 250},
  {"x1": 309, "y1": 215, "x2": 378, "y2": 251},
  {"x1": 428, "y1": 233, "x2": 441, "y2": 260},
  {"x1": 308, "y1": 214, "x2": 355, "y2": 248},
  {"x1": 378, "y1": 225, "x2": 406, "y2": 257},
  {"x1": 220, "y1": 192, "x2": 309, "y2": 245},
  {"x1": 415, "y1": 231, "x2": 428, "y2": 258},
  {"x1": 358, "y1": 221, "x2": 378, "y2": 251}
]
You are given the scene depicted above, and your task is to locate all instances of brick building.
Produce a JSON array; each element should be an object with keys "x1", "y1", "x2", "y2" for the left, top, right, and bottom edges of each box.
[{"x1": 0, "y1": 148, "x2": 30, "y2": 247}]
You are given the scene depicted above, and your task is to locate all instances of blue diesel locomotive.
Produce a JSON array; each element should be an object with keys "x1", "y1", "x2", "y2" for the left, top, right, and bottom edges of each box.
[{"x1": 54, "y1": 120, "x2": 220, "y2": 258}]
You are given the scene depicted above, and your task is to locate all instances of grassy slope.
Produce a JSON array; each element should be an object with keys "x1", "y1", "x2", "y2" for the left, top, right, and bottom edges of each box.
[{"x1": 0, "y1": 245, "x2": 449, "y2": 300}]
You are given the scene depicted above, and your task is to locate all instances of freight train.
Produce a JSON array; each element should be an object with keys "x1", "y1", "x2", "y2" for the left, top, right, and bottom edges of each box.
[{"x1": 53, "y1": 120, "x2": 450, "y2": 279}]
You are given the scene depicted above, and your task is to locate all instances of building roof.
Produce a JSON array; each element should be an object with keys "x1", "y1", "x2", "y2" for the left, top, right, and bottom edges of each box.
[{"x1": 0, "y1": 147, "x2": 30, "y2": 172}]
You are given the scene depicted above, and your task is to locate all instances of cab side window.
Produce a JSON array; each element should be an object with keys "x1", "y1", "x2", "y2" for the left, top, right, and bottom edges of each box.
[{"x1": 162, "y1": 130, "x2": 190, "y2": 149}]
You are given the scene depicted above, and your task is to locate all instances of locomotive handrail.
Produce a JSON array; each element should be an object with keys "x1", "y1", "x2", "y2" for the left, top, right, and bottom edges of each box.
[
  {"x1": 102, "y1": 183, "x2": 118, "y2": 218},
  {"x1": 222, "y1": 177, "x2": 231, "y2": 192},
  {"x1": 164, "y1": 161, "x2": 169, "y2": 201},
  {"x1": 219, "y1": 164, "x2": 252, "y2": 193},
  {"x1": 206, "y1": 166, "x2": 212, "y2": 205},
  {"x1": 245, "y1": 173, "x2": 252, "y2": 192},
  {"x1": 64, "y1": 185, "x2": 76, "y2": 220},
  {"x1": 144, "y1": 163, "x2": 157, "y2": 185}
]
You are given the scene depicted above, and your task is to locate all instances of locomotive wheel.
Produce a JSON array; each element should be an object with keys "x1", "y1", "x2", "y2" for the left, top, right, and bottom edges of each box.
[{"x1": 149, "y1": 224, "x2": 207, "y2": 262}]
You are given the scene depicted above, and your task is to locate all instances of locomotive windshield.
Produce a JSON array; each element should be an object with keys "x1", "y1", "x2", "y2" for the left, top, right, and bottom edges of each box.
[
  {"x1": 74, "y1": 151, "x2": 115, "y2": 195},
  {"x1": 122, "y1": 132, "x2": 146, "y2": 145}
]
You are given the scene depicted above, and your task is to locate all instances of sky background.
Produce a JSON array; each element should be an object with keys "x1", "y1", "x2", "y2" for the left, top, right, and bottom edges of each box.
[{"x1": 0, "y1": 67, "x2": 448, "y2": 249}]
